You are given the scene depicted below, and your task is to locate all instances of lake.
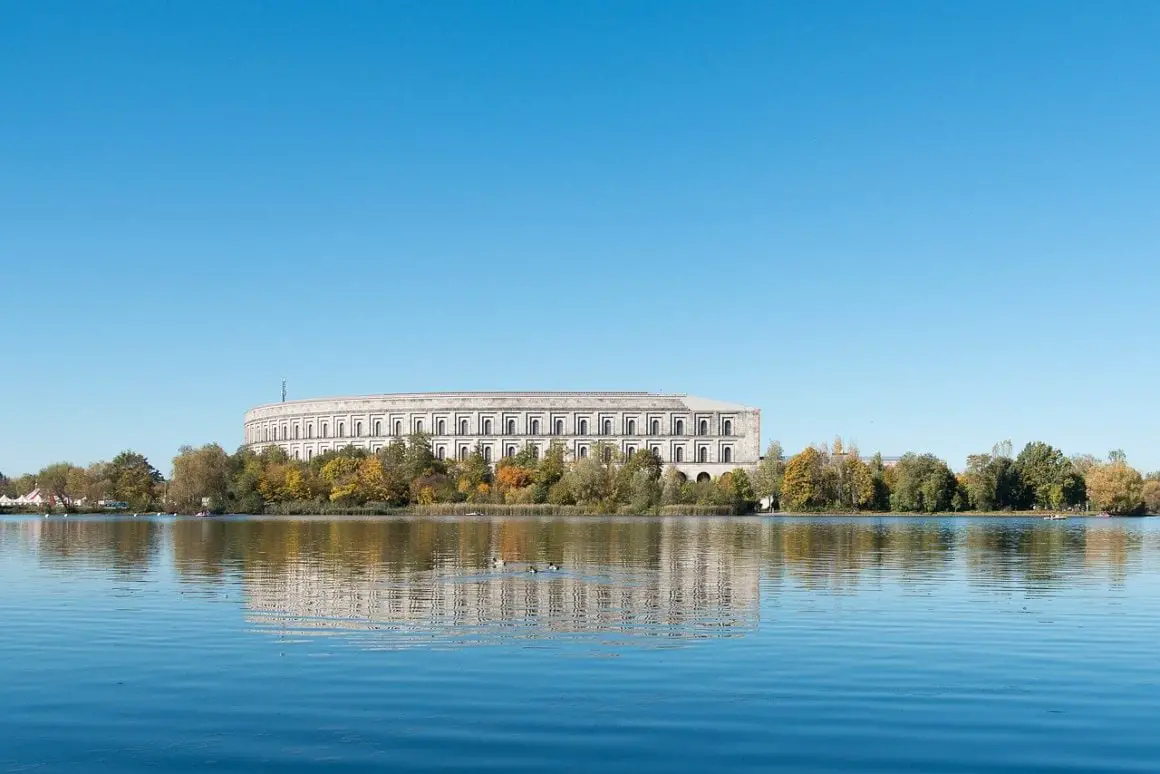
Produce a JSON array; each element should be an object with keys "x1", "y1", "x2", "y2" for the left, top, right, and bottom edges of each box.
[{"x1": 2, "y1": 514, "x2": 1158, "y2": 773}]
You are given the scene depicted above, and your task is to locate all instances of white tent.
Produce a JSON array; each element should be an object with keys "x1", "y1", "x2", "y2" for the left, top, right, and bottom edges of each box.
[{"x1": 15, "y1": 488, "x2": 48, "y2": 506}]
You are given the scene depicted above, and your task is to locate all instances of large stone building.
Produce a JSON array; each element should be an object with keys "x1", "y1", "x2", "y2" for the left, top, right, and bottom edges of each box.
[{"x1": 244, "y1": 391, "x2": 760, "y2": 480}]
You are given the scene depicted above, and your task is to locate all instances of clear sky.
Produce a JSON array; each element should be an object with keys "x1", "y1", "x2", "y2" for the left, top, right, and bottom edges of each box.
[{"x1": 2, "y1": 1, "x2": 1158, "y2": 477}]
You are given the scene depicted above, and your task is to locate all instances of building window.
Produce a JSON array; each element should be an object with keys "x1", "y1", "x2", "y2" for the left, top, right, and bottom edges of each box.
[
  {"x1": 282, "y1": 425, "x2": 288, "y2": 440},
  {"x1": 374, "y1": 420, "x2": 382, "y2": 436},
  {"x1": 307, "y1": 425, "x2": 314, "y2": 439},
  {"x1": 356, "y1": 421, "x2": 363, "y2": 437},
  {"x1": 578, "y1": 446, "x2": 588, "y2": 459},
  {"x1": 264, "y1": 427, "x2": 269, "y2": 442},
  {"x1": 626, "y1": 419, "x2": 636, "y2": 435},
  {"x1": 626, "y1": 447, "x2": 635, "y2": 459},
  {"x1": 436, "y1": 446, "x2": 445, "y2": 460},
  {"x1": 555, "y1": 419, "x2": 564, "y2": 436},
  {"x1": 293, "y1": 425, "x2": 299, "y2": 440},
  {"x1": 603, "y1": 419, "x2": 612, "y2": 435},
  {"x1": 675, "y1": 419, "x2": 685, "y2": 436},
  {"x1": 484, "y1": 447, "x2": 492, "y2": 462},
  {"x1": 507, "y1": 419, "x2": 516, "y2": 435},
  {"x1": 579, "y1": 419, "x2": 588, "y2": 435},
  {"x1": 530, "y1": 445, "x2": 540, "y2": 460},
  {"x1": 650, "y1": 419, "x2": 659, "y2": 435},
  {"x1": 459, "y1": 447, "x2": 468, "y2": 461},
  {"x1": 394, "y1": 421, "x2": 401, "y2": 436},
  {"x1": 437, "y1": 419, "x2": 446, "y2": 435},
  {"x1": 698, "y1": 447, "x2": 708, "y2": 463},
  {"x1": 338, "y1": 422, "x2": 345, "y2": 438},
  {"x1": 293, "y1": 449, "x2": 300, "y2": 460},
  {"x1": 484, "y1": 419, "x2": 493, "y2": 435},
  {"x1": 460, "y1": 419, "x2": 468, "y2": 435},
  {"x1": 651, "y1": 446, "x2": 662, "y2": 461},
  {"x1": 307, "y1": 448, "x2": 313, "y2": 461},
  {"x1": 723, "y1": 419, "x2": 733, "y2": 436},
  {"x1": 321, "y1": 423, "x2": 329, "y2": 438},
  {"x1": 697, "y1": 472, "x2": 711, "y2": 484},
  {"x1": 416, "y1": 420, "x2": 424, "y2": 434},
  {"x1": 675, "y1": 447, "x2": 684, "y2": 463},
  {"x1": 602, "y1": 447, "x2": 612, "y2": 462},
  {"x1": 507, "y1": 445, "x2": 517, "y2": 458},
  {"x1": 699, "y1": 419, "x2": 708, "y2": 436},
  {"x1": 531, "y1": 419, "x2": 541, "y2": 435},
  {"x1": 723, "y1": 447, "x2": 733, "y2": 463}
]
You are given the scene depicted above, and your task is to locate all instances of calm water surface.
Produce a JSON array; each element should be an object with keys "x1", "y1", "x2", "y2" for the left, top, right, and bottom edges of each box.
[{"x1": 2, "y1": 515, "x2": 1158, "y2": 773}]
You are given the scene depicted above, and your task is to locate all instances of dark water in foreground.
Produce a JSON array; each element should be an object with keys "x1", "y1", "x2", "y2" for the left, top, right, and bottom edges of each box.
[{"x1": 2, "y1": 515, "x2": 1158, "y2": 773}]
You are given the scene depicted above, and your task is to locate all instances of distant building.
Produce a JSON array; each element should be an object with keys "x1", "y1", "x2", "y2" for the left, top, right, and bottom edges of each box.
[
  {"x1": 244, "y1": 391, "x2": 761, "y2": 481},
  {"x1": 0, "y1": 488, "x2": 66, "y2": 508}
]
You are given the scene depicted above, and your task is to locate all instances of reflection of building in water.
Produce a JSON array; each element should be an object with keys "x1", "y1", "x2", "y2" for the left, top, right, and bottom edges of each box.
[{"x1": 244, "y1": 522, "x2": 760, "y2": 644}]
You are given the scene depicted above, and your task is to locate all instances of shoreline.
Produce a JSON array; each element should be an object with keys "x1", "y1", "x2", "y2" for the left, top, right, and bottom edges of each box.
[{"x1": 3, "y1": 507, "x2": 1153, "y2": 519}]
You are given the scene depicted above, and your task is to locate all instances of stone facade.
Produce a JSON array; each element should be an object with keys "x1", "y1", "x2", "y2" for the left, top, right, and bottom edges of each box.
[{"x1": 244, "y1": 391, "x2": 760, "y2": 481}]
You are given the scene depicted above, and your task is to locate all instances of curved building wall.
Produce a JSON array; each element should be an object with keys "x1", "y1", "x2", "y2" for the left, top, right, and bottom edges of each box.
[{"x1": 244, "y1": 391, "x2": 760, "y2": 480}]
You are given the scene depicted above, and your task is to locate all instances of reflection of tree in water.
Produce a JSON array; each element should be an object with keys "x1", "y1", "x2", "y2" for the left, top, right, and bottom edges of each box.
[
  {"x1": 761, "y1": 521, "x2": 955, "y2": 590},
  {"x1": 1082, "y1": 526, "x2": 1142, "y2": 584},
  {"x1": 172, "y1": 518, "x2": 761, "y2": 576},
  {"x1": 30, "y1": 518, "x2": 162, "y2": 576},
  {"x1": 965, "y1": 524, "x2": 1096, "y2": 588},
  {"x1": 760, "y1": 520, "x2": 1144, "y2": 591},
  {"x1": 8, "y1": 515, "x2": 1153, "y2": 612},
  {"x1": 224, "y1": 518, "x2": 764, "y2": 643}
]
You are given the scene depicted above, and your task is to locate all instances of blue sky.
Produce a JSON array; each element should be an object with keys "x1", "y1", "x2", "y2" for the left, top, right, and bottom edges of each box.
[{"x1": 2, "y1": 1, "x2": 1158, "y2": 476}]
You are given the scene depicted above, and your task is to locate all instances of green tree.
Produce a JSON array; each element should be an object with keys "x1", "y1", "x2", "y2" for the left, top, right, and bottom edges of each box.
[
  {"x1": 533, "y1": 442, "x2": 569, "y2": 503},
  {"x1": 82, "y1": 462, "x2": 112, "y2": 504},
  {"x1": 752, "y1": 441, "x2": 785, "y2": 510},
  {"x1": 889, "y1": 453, "x2": 957, "y2": 513},
  {"x1": 627, "y1": 468, "x2": 662, "y2": 513},
  {"x1": 170, "y1": 444, "x2": 233, "y2": 512},
  {"x1": 546, "y1": 477, "x2": 576, "y2": 505},
  {"x1": 962, "y1": 447, "x2": 1025, "y2": 511},
  {"x1": 615, "y1": 448, "x2": 662, "y2": 504},
  {"x1": 717, "y1": 468, "x2": 757, "y2": 513},
  {"x1": 65, "y1": 465, "x2": 91, "y2": 505},
  {"x1": 36, "y1": 462, "x2": 79, "y2": 507},
  {"x1": 563, "y1": 444, "x2": 617, "y2": 508},
  {"x1": 661, "y1": 466, "x2": 686, "y2": 506},
  {"x1": 866, "y1": 454, "x2": 892, "y2": 510},
  {"x1": 1141, "y1": 478, "x2": 1160, "y2": 514},
  {"x1": 1016, "y1": 441, "x2": 1084, "y2": 509},
  {"x1": 107, "y1": 451, "x2": 163, "y2": 510},
  {"x1": 455, "y1": 446, "x2": 493, "y2": 503},
  {"x1": 826, "y1": 445, "x2": 873, "y2": 510}
]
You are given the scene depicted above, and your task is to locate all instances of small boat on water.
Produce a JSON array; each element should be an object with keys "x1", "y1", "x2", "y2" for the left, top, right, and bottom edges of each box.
[
  {"x1": 195, "y1": 510, "x2": 210, "y2": 518},
  {"x1": 466, "y1": 511, "x2": 484, "y2": 517},
  {"x1": 1042, "y1": 514, "x2": 1069, "y2": 521}
]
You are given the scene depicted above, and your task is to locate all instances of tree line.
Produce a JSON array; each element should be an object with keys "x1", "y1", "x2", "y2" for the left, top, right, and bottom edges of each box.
[
  {"x1": 0, "y1": 452, "x2": 163, "y2": 510},
  {"x1": 751, "y1": 439, "x2": 1160, "y2": 515},
  {"x1": 0, "y1": 435, "x2": 755, "y2": 514},
  {"x1": 2, "y1": 436, "x2": 1157, "y2": 515}
]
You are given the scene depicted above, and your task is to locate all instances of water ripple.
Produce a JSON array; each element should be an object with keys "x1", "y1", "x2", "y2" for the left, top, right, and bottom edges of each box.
[{"x1": 1, "y1": 515, "x2": 1159, "y2": 772}]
